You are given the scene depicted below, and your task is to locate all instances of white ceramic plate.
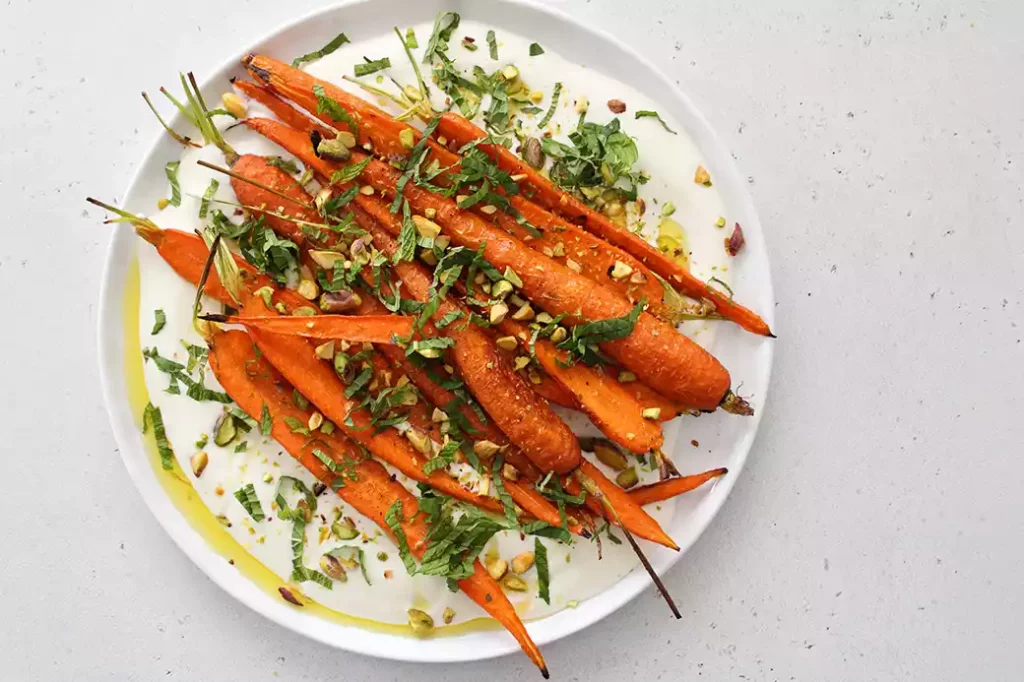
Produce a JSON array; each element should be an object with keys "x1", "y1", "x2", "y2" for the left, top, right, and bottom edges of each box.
[{"x1": 97, "y1": 0, "x2": 775, "y2": 665}]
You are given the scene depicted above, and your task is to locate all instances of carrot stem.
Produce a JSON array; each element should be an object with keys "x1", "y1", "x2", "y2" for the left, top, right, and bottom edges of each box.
[{"x1": 195, "y1": 159, "x2": 313, "y2": 210}]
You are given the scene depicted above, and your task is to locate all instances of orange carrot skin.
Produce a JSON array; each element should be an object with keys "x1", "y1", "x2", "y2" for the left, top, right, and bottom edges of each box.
[
  {"x1": 628, "y1": 468, "x2": 728, "y2": 506},
  {"x1": 242, "y1": 116, "x2": 731, "y2": 409},
  {"x1": 619, "y1": 375, "x2": 692, "y2": 421},
  {"x1": 234, "y1": 79, "x2": 334, "y2": 138},
  {"x1": 566, "y1": 460, "x2": 678, "y2": 550},
  {"x1": 500, "y1": 318, "x2": 663, "y2": 454},
  {"x1": 230, "y1": 154, "x2": 320, "y2": 244},
  {"x1": 215, "y1": 314, "x2": 413, "y2": 344},
  {"x1": 437, "y1": 112, "x2": 772, "y2": 337},
  {"x1": 208, "y1": 329, "x2": 545, "y2": 675},
  {"x1": 350, "y1": 205, "x2": 582, "y2": 475}
]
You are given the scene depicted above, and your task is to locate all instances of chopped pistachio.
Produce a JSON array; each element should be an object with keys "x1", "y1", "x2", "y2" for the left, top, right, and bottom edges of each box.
[
  {"x1": 316, "y1": 136, "x2": 351, "y2": 161},
  {"x1": 694, "y1": 164, "x2": 712, "y2": 186},
  {"x1": 661, "y1": 202, "x2": 677, "y2": 217},
  {"x1": 503, "y1": 575, "x2": 528, "y2": 592},
  {"x1": 501, "y1": 64, "x2": 519, "y2": 81},
  {"x1": 412, "y1": 214, "x2": 442, "y2": 238},
  {"x1": 297, "y1": 279, "x2": 319, "y2": 300},
  {"x1": 491, "y1": 280, "x2": 514, "y2": 299},
  {"x1": 549, "y1": 326, "x2": 568, "y2": 344},
  {"x1": 221, "y1": 91, "x2": 247, "y2": 118},
  {"x1": 309, "y1": 250, "x2": 346, "y2": 269},
  {"x1": 604, "y1": 201, "x2": 624, "y2": 217},
  {"x1": 618, "y1": 371, "x2": 637, "y2": 383},
  {"x1": 292, "y1": 306, "x2": 317, "y2": 316},
  {"x1": 511, "y1": 303, "x2": 534, "y2": 321},
  {"x1": 485, "y1": 557, "x2": 508, "y2": 580},
  {"x1": 315, "y1": 341, "x2": 335, "y2": 360},
  {"x1": 431, "y1": 407, "x2": 449, "y2": 423},
  {"x1": 419, "y1": 250, "x2": 438, "y2": 266},
  {"x1": 336, "y1": 131, "x2": 357, "y2": 148},
  {"x1": 511, "y1": 551, "x2": 535, "y2": 575},
  {"x1": 551, "y1": 242, "x2": 565, "y2": 257},
  {"x1": 502, "y1": 463, "x2": 519, "y2": 481},
  {"x1": 407, "y1": 609, "x2": 434, "y2": 635},
  {"x1": 489, "y1": 302, "x2": 509, "y2": 325},
  {"x1": 190, "y1": 451, "x2": 209, "y2": 478},
  {"x1": 574, "y1": 96, "x2": 589, "y2": 114},
  {"x1": 566, "y1": 599, "x2": 579, "y2": 608},
  {"x1": 435, "y1": 235, "x2": 451, "y2": 250},
  {"x1": 609, "y1": 261, "x2": 633, "y2": 280},
  {"x1": 320, "y1": 290, "x2": 362, "y2": 314},
  {"x1": 359, "y1": 185, "x2": 375, "y2": 195},
  {"x1": 262, "y1": 473, "x2": 273, "y2": 484},
  {"x1": 406, "y1": 429, "x2": 432, "y2": 456},
  {"x1": 399, "y1": 129, "x2": 415, "y2": 149},
  {"x1": 157, "y1": 198, "x2": 170, "y2": 210},
  {"x1": 522, "y1": 137, "x2": 545, "y2": 169},
  {"x1": 442, "y1": 607, "x2": 456, "y2": 625},
  {"x1": 278, "y1": 586, "x2": 303, "y2": 606},
  {"x1": 332, "y1": 520, "x2": 359, "y2": 541},
  {"x1": 213, "y1": 413, "x2": 237, "y2": 447},
  {"x1": 472, "y1": 440, "x2": 501, "y2": 459},
  {"x1": 308, "y1": 411, "x2": 324, "y2": 431},
  {"x1": 592, "y1": 439, "x2": 629, "y2": 471},
  {"x1": 502, "y1": 267, "x2": 523, "y2": 288},
  {"x1": 715, "y1": 216, "x2": 727, "y2": 228},
  {"x1": 377, "y1": 551, "x2": 388, "y2": 561},
  {"x1": 496, "y1": 336, "x2": 518, "y2": 351},
  {"x1": 565, "y1": 258, "x2": 582, "y2": 274},
  {"x1": 424, "y1": 207, "x2": 437, "y2": 219},
  {"x1": 320, "y1": 554, "x2": 348, "y2": 581},
  {"x1": 513, "y1": 356, "x2": 531, "y2": 371},
  {"x1": 529, "y1": 90, "x2": 544, "y2": 104},
  {"x1": 535, "y1": 312, "x2": 554, "y2": 325},
  {"x1": 616, "y1": 466, "x2": 639, "y2": 489},
  {"x1": 629, "y1": 270, "x2": 649, "y2": 285}
]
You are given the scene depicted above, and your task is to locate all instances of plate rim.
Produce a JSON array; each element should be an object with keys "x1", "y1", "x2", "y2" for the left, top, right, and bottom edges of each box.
[{"x1": 97, "y1": 0, "x2": 775, "y2": 665}]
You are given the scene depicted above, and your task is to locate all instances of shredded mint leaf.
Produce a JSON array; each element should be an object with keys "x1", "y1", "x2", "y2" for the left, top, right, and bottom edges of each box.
[
  {"x1": 486, "y1": 30, "x2": 498, "y2": 60},
  {"x1": 143, "y1": 347, "x2": 231, "y2": 403},
  {"x1": 423, "y1": 439, "x2": 460, "y2": 475},
  {"x1": 557, "y1": 299, "x2": 645, "y2": 366},
  {"x1": 535, "y1": 537, "x2": 550, "y2": 604},
  {"x1": 354, "y1": 57, "x2": 391, "y2": 77},
  {"x1": 343, "y1": 367, "x2": 374, "y2": 398},
  {"x1": 292, "y1": 389, "x2": 310, "y2": 410},
  {"x1": 422, "y1": 12, "x2": 461, "y2": 64},
  {"x1": 529, "y1": 43, "x2": 545, "y2": 56},
  {"x1": 635, "y1": 110, "x2": 677, "y2": 135},
  {"x1": 199, "y1": 179, "x2": 218, "y2": 219},
  {"x1": 267, "y1": 156, "x2": 301, "y2": 174},
  {"x1": 385, "y1": 500, "x2": 418, "y2": 575},
  {"x1": 538, "y1": 82, "x2": 562, "y2": 128},
  {"x1": 275, "y1": 476, "x2": 317, "y2": 522},
  {"x1": 282, "y1": 415, "x2": 311, "y2": 436},
  {"x1": 521, "y1": 520, "x2": 572, "y2": 544},
  {"x1": 312, "y1": 84, "x2": 359, "y2": 137},
  {"x1": 435, "y1": 309, "x2": 463, "y2": 329},
  {"x1": 492, "y1": 455, "x2": 518, "y2": 528},
  {"x1": 164, "y1": 161, "x2": 181, "y2": 207},
  {"x1": 313, "y1": 448, "x2": 341, "y2": 473},
  {"x1": 292, "y1": 32, "x2": 351, "y2": 67},
  {"x1": 234, "y1": 483, "x2": 265, "y2": 521},
  {"x1": 394, "y1": 201, "x2": 418, "y2": 263},
  {"x1": 142, "y1": 402, "x2": 175, "y2": 471},
  {"x1": 151, "y1": 309, "x2": 166, "y2": 335},
  {"x1": 259, "y1": 403, "x2": 272, "y2": 436},
  {"x1": 330, "y1": 157, "x2": 372, "y2": 185}
]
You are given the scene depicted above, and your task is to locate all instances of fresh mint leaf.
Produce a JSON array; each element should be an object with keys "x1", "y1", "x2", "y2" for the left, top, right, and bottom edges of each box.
[
  {"x1": 354, "y1": 56, "x2": 391, "y2": 77},
  {"x1": 292, "y1": 33, "x2": 350, "y2": 67}
]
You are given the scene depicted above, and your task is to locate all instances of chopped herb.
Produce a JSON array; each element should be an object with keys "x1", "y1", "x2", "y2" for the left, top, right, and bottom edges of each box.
[
  {"x1": 291, "y1": 32, "x2": 351, "y2": 68},
  {"x1": 354, "y1": 56, "x2": 392, "y2": 77},
  {"x1": 312, "y1": 448, "x2": 341, "y2": 473},
  {"x1": 435, "y1": 309, "x2": 463, "y2": 328},
  {"x1": 312, "y1": 84, "x2": 359, "y2": 137},
  {"x1": 405, "y1": 27, "x2": 419, "y2": 49},
  {"x1": 266, "y1": 156, "x2": 301, "y2": 174},
  {"x1": 218, "y1": 215, "x2": 299, "y2": 285},
  {"x1": 462, "y1": 37, "x2": 478, "y2": 52},
  {"x1": 151, "y1": 309, "x2": 166, "y2": 335},
  {"x1": 164, "y1": 161, "x2": 182, "y2": 207},
  {"x1": 198, "y1": 179, "x2": 218, "y2": 218},
  {"x1": 535, "y1": 538, "x2": 550, "y2": 604},
  {"x1": 541, "y1": 116, "x2": 645, "y2": 200},
  {"x1": 491, "y1": 455, "x2": 518, "y2": 528},
  {"x1": 343, "y1": 366, "x2": 374, "y2": 398},
  {"x1": 234, "y1": 483, "x2": 265, "y2": 521},
  {"x1": 384, "y1": 500, "x2": 418, "y2": 574},
  {"x1": 233, "y1": 441, "x2": 248, "y2": 453},
  {"x1": 537, "y1": 82, "x2": 562, "y2": 128},
  {"x1": 521, "y1": 520, "x2": 572, "y2": 544},
  {"x1": 486, "y1": 30, "x2": 498, "y2": 60},
  {"x1": 422, "y1": 438, "x2": 460, "y2": 475},
  {"x1": 417, "y1": 504, "x2": 509, "y2": 581},
  {"x1": 422, "y1": 11, "x2": 461, "y2": 64},
  {"x1": 635, "y1": 110, "x2": 677, "y2": 134},
  {"x1": 292, "y1": 389, "x2": 310, "y2": 410},
  {"x1": 259, "y1": 402, "x2": 273, "y2": 436},
  {"x1": 142, "y1": 347, "x2": 231, "y2": 403},
  {"x1": 142, "y1": 402, "x2": 175, "y2": 471},
  {"x1": 282, "y1": 415, "x2": 311, "y2": 436},
  {"x1": 557, "y1": 299, "x2": 645, "y2": 366},
  {"x1": 227, "y1": 406, "x2": 258, "y2": 432},
  {"x1": 529, "y1": 42, "x2": 545, "y2": 56},
  {"x1": 330, "y1": 157, "x2": 372, "y2": 185},
  {"x1": 394, "y1": 201, "x2": 418, "y2": 263}
]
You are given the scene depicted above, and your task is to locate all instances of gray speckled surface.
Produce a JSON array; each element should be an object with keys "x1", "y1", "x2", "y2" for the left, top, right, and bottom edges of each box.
[{"x1": 2, "y1": 0, "x2": 1022, "y2": 679}]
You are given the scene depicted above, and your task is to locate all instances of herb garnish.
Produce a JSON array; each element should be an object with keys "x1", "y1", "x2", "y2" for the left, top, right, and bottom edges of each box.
[
  {"x1": 491, "y1": 455, "x2": 518, "y2": 527},
  {"x1": 422, "y1": 12, "x2": 461, "y2": 64},
  {"x1": 292, "y1": 32, "x2": 351, "y2": 68},
  {"x1": 259, "y1": 403, "x2": 273, "y2": 436},
  {"x1": 234, "y1": 483, "x2": 265, "y2": 521},
  {"x1": 635, "y1": 110, "x2": 677, "y2": 135},
  {"x1": 164, "y1": 161, "x2": 182, "y2": 206},
  {"x1": 486, "y1": 30, "x2": 498, "y2": 60},
  {"x1": 556, "y1": 299, "x2": 645, "y2": 366},
  {"x1": 529, "y1": 43, "x2": 545, "y2": 56},
  {"x1": 199, "y1": 179, "x2": 219, "y2": 218},
  {"x1": 311, "y1": 84, "x2": 359, "y2": 137},
  {"x1": 142, "y1": 402, "x2": 175, "y2": 470},
  {"x1": 267, "y1": 156, "x2": 301, "y2": 175},
  {"x1": 542, "y1": 117, "x2": 646, "y2": 200},
  {"x1": 384, "y1": 500, "x2": 418, "y2": 574},
  {"x1": 354, "y1": 56, "x2": 392, "y2": 77},
  {"x1": 535, "y1": 538, "x2": 551, "y2": 604},
  {"x1": 151, "y1": 309, "x2": 166, "y2": 335},
  {"x1": 537, "y1": 82, "x2": 562, "y2": 128},
  {"x1": 142, "y1": 347, "x2": 232, "y2": 403}
]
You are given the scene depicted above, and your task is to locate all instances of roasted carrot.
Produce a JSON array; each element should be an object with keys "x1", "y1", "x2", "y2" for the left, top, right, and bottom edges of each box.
[
  {"x1": 436, "y1": 112, "x2": 773, "y2": 337},
  {"x1": 349, "y1": 206, "x2": 581, "y2": 475},
  {"x1": 206, "y1": 328, "x2": 546, "y2": 676},
  {"x1": 202, "y1": 313, "x2": 413, "y2": 344},
  {"x1": 618, "y1": 374, "x2": 694, "y2": 421},
  {"x1": 229, "y1": 153, "x2": 320, "y2": 243},
  {"x1": 565, "y1": 460, "x2": 678, "y2": 550},
  {"x1": 499, "y1": 317, "x2": 663, "y2": 454},
  {"x1": 233, "y1": 79, "x2": 334, "y2": 139},
  {"x1": 629, "y1": 468, "x2": 728, "y2": 506}
]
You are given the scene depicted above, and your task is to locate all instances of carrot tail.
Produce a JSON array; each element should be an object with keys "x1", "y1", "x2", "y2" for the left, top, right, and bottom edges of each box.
[
  {"x1": 234, "y1": 79, "x2": 335, "y2": 138},
  {"x1": 568, "y1": 460, "x2": 679, "y2": 551},
  {"x1": 201, "y1": 313, "x2": 413, "y2": 344},
  {"x1": 458, "y1": 561, "x2": 549, "y2": 677},
  {"x1": 629, "y1": 468, "x2": 728, "y2": 506}
]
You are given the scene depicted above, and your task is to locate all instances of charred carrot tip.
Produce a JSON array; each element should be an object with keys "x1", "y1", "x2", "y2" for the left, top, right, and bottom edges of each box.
[{"x1": 541, "y1": 667, "x2": 550, "y2": 679}]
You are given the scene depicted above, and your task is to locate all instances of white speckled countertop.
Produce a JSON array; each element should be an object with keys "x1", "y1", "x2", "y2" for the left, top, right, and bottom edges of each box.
[{"x1": 2, "y1": 0, "x2": 1022, "y2": 679}]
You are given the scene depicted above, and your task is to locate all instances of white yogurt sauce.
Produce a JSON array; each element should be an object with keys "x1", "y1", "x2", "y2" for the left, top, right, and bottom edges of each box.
[{"x1": 137, "y1": 17, "x2": 732, "y2": 628}]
